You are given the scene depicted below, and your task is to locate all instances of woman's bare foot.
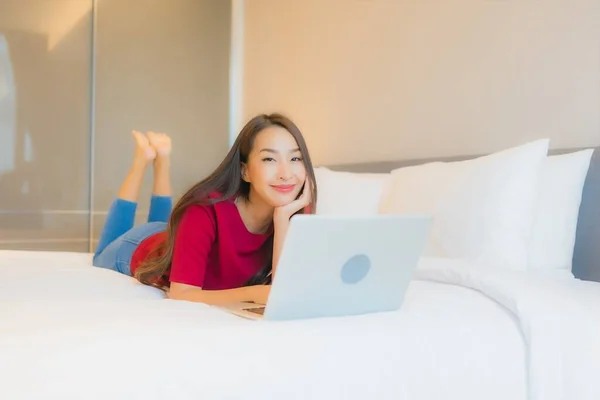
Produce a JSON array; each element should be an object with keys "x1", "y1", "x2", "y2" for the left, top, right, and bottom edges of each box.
[
  {"x1": 147, "y1": 131, "x2": 172, "y2": 197},
  {"x1": 132, "y1": 130, "x2": 157, "y2": 164},
  {"x1": 117, "y1": 130, "x2": 156, "y2": 202},
  {"x1": 146, "y1": 131, "x2": 172, "y2": 159}
]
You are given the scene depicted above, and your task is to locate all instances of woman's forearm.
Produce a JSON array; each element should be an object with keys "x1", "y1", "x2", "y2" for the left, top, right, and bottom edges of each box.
[
  {"x1": 168, "y1": 285, "x2": 256, "y2": 306},
  {"x1": 272, "y1": 217, "x2": 290, "y2": 277}
]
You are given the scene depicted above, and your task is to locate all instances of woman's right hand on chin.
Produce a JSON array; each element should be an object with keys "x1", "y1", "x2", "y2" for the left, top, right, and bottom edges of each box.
[{"x1": 273, "y1": 178, "x2": 312, "y2": 222}]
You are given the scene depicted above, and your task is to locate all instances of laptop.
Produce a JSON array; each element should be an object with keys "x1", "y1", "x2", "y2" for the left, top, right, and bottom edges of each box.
[{"x1": 220, "y1": 214, "x2": 432, "y2": 321}]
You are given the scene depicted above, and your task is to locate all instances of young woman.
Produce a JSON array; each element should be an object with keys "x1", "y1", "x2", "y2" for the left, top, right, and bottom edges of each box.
[{"x1": 92, "y1": 113, "x2": 318, "y2": 306}]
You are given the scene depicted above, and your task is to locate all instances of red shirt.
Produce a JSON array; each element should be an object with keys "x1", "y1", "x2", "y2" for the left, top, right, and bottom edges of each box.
[{"x1": 130, "y1": 198, "x2": 273, "y2": 289}]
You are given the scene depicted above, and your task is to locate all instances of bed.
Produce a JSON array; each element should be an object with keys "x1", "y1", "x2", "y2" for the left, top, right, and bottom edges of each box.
[{"x1": 1, "y1": 139, "x2": 599, "y2": 400}]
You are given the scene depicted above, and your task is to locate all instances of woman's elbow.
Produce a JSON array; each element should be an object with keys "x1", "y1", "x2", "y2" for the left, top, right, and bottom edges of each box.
[{"x1": 167, "y1": 282, "x2": 203, "y2": 301}]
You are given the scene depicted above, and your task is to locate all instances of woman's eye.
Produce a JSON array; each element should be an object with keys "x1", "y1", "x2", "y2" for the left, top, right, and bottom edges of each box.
[
  {"x1": 262, "y1": 157, "x2": 275, "y2": 162},
  {"x1": 292, "y1": 157, "x2": 303, "y2": 162}
]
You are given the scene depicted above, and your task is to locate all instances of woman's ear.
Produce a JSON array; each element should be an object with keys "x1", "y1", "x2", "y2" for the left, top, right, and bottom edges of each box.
[{"x1": 240, "y1": 162, "x2": 249, "y2": 182}]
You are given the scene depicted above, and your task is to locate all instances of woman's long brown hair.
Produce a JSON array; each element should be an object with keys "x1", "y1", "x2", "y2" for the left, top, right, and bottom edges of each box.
[{"x1": 134, "y1": 113, "x2": 318, "y2": 289}]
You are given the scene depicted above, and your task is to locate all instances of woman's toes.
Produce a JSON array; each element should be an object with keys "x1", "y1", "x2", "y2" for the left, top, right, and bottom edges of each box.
[
  {"x1": 148, "y1": 131, "x2": 172, "y2": 157},
  {"x1": 132, "y1": 130, "x2": 156, "y2": 161}
]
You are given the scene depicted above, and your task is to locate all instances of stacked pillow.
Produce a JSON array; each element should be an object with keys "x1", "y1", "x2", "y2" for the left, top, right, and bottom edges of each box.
[
  {"x1": 313, "y1": 140, "x2": 594, "y2": 275},
  {"x1": 527, "y1": 149, "x2": 594, "y2": 273}
]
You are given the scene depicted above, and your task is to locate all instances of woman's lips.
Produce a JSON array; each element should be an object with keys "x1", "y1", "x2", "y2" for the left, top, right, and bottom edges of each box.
[{"x1": 271, "y1": 184, "x2": 296, "y2": 193}]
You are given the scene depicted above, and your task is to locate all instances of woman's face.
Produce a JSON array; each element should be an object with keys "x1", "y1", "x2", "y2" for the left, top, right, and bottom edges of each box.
[{"x1": 242, "y1": 125, "x2": 307, "y2": 208}]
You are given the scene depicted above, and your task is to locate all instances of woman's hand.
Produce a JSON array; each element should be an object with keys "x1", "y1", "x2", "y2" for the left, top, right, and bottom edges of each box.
[
  {"x1": 273, "y1": 178, "x2": 312, "y2": 222},
  {"x1": 249, "y1": 284, "x2": 271, "y2": 305}
]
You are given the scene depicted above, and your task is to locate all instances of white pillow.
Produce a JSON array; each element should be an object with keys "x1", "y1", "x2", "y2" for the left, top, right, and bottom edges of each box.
[
  {"x1": 379, "y1": 139, "x2": 550, "y2": 270},
  {"x1": 314, "y1": 167, "x2": 390, "y2": 215},
  {"x1": 528, "y1": 149, "x2": 594, "y2": 273}
]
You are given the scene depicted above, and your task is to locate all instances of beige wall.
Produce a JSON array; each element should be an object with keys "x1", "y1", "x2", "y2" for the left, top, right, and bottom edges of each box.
[
  {"x1": 93, "y1": 0, "x2": 231, "y2": 247},
  {"x1": 242, "y1": 0, "x2": 600, "y2": 165}
]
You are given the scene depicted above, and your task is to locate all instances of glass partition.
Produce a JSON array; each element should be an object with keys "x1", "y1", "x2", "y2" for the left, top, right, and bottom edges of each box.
[
  {"x1": 0, "y1": 0, "x2": 231, "y2": 252},
  {"x1": 0, "y1": 0, "x2": 94, "y2": 251}
]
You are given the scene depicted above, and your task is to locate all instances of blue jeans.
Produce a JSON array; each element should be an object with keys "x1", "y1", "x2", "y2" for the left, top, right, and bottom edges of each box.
[{"x1": 92, "y1": 195, "x2": 172, "y2": 276}]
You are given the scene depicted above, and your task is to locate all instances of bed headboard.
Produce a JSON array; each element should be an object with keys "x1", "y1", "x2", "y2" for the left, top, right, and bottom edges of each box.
[{"x1": 326, "y1": 147, "x2": 600, "y2": 283}]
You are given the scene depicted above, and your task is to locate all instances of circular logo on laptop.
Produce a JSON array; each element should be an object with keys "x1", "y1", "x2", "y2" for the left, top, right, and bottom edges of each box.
[{"x1": 340, "y1": 254, "x2": 371, "y2": 284}]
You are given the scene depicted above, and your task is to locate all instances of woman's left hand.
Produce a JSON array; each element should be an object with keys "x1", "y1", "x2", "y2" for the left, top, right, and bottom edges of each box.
[{"x1": 273, "y1": 178, "x2": 312, "y2": 222}]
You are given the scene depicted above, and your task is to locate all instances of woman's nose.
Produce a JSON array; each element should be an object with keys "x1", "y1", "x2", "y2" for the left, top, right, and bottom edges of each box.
[{"x1": 278, "y1": 163, "x2": 292, "y2": 180}]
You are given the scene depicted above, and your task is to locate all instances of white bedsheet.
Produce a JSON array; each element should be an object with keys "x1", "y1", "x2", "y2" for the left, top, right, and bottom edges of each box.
[
  {"x1": 416, "y1": 259, "x2": 600, "y2": 400},
  {"x1": 0, "y1": 250, "x2": 598, "y2": 400}
]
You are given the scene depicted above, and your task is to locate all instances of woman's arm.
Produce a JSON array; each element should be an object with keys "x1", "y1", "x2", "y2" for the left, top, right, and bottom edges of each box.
[
  {"x1": 271, "y1": 178, "x2": 313, "y2": 277},
  {"x1": 168, "y1": 282, "x2": 270, "y2": 306},
  {"x1": 271, "y1": 216, "x2": 290, "y2": 275}
]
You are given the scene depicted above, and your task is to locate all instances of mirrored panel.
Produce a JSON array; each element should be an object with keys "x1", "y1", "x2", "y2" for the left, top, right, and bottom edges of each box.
[{"x1": 0, "y1": 0, "x2": 93, "y2": 252}]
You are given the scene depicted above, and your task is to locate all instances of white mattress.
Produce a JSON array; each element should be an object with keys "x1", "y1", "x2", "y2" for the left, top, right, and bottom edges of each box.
[{"x1": 0, "y1": 250, "x2": 598, "y2": 400}]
